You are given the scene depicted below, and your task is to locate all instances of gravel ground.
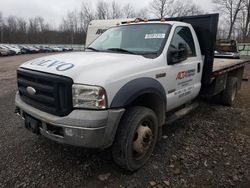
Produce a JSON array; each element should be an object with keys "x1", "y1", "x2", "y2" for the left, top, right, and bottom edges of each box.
[{"x1": 0, "y1": 54, "x2": 249, "y2": 188}]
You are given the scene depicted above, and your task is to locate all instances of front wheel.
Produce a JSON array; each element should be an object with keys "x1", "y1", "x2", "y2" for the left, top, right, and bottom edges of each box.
[{"x1": 112, "y1": 106, "x2": 158, "y2": 171}]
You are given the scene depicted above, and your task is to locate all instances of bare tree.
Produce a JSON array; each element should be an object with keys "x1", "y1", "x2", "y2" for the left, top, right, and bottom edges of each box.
[
  {"x1": 16, "y1": 18, "x2": 27, "y2": 43},
  {"x1": 213, "y1": 0, "x2": 245, "y2": 39},
  {"x1": 80, "y1": 1, "x2": 95, "y2": 32},
  {"x1": 96, "y1": 0, "x2": 110, "y2": 19},
  {"x1": 150, "y1": 0, "x2": 204, "y2": 18},
  {"x1": 240, "y1": 0, "x2": 250, "y2": 41},
  {"x1": 136, "y1": 7, "x2": 149, "y2": 19},
  {"x1": 64, "y1": 11, "x2": 78, "y2": 43},
  {"x1": 36, "y1": 16, "x2": 47, "y2": 32},
  {"x1": 0, "y1": 12, "x2": 85, "y2": 44},
  {"x1": 168, "y1": 0, "x2": 204, "y2": 17},
  {"x1": 0, "y1": 12, "x2": 3, "y2": 43},
  {"x1": 150, "y1": 0, "x2": 174, "y2": 18},
  {"x1": 111, "y1": 1, "x2": 122, "y2": 19},
  {"x1": 185, "y1": 3, "x2": 205, "y2": 16},
  {"x1": 7, "y1": 16, "x2": 18, "y2": 33},
  {"x1": 123, "y1": 4, "x2": 136, "y2": 18},
  {"x1": 0, "y1": 12, "x2": 3, "y2": 27},
  {"x1": 29, "y1": 18, "x2": 39, "y2": 34},
  {"x1": 28, "y1": 17, "x2": 39, "y2": 43},
  {"x1": 217, "y1": 27, "x2": 229, "y2": 39}
]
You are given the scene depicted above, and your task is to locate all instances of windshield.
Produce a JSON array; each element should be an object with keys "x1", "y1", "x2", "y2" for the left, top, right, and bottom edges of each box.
[{"x1": 88, "y1": 24, "x2": 171, "y2": 56}]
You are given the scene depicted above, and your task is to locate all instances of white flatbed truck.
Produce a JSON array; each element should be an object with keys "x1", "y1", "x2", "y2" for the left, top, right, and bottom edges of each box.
[{"x1": 15, "y1": 14, "x2": 249, "y2": 171}]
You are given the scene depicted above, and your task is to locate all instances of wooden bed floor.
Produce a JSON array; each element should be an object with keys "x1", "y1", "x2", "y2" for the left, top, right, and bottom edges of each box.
[{"x1": 213, "y1": 58, "x2": 248, "y2": 72}]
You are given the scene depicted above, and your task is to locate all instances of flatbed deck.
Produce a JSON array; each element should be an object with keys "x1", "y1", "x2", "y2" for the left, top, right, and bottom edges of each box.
[{"x1": 213, "y1": 58, "x2": 249, "y2": 73}]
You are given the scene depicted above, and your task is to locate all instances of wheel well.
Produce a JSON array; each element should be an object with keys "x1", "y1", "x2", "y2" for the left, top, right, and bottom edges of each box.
[
  {"x1": 128, "y1": 93, "x2": 166, "y2": 126},
  {"x1": 227, "y1": 67, "x2": 244, "y2": 90}
]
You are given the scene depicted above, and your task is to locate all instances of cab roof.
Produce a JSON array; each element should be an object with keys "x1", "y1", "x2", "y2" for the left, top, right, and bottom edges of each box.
[{"x1": 121, "y1": 21, "x2": 190, "y2": 26}]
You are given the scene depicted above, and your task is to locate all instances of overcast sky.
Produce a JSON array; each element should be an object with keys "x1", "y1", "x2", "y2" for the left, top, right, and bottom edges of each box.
[{"x1": 0, "y1": 0, "x2": 214, "y2": 28}]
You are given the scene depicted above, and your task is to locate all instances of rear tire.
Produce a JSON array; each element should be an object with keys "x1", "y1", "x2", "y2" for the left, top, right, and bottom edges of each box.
[
  {"x1": 112, "y1": 106, "x2": 158, "y2": 171},
  {"x1": 222, "y1": 77, "x2": 238, "y2": 106}
]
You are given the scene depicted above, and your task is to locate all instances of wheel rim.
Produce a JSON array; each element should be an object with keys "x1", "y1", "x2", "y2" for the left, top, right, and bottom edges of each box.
[
  {"x1": 133, "y1": 120, "x2": 153, "y2": 160},
  {"x1": 231, "y1": 84, "x2": 237, "y2": 102}
]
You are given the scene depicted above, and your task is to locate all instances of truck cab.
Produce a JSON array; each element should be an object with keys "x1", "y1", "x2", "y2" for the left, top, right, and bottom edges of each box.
[{"x1": 15, "y1": 14, "x2": 249, "y2": 171}]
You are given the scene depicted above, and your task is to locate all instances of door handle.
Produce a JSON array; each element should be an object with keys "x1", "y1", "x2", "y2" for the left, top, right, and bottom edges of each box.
[{"x1": 197, "y1": 63, "x2": 201, "y2": 73}]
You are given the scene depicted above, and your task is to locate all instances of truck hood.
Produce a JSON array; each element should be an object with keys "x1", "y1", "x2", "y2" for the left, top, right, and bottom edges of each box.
[{"x1": 20, "y1": 52, "x2": 155, "y2": 86}]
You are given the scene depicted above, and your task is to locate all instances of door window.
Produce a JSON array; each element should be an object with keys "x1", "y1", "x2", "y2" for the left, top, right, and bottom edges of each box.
[{"x1": 169, "y1": 27, "x2": 196, "y2": 57}]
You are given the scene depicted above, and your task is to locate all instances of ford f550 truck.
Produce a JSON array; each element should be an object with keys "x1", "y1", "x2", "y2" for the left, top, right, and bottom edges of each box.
[{"x1": 15, "y1": 14, "x2": 249, "y2": 171}]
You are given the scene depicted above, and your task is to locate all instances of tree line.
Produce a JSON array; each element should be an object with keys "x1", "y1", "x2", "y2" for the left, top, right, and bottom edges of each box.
[
  {"x1": 0, "y1": 13, "x2": 85, "y2": 44},
  {"x1": 0, "y1": 0, "x2": 250, "y2": 44},
  {"x1": 213, "y1": 0, "x2": 250, "y2": 42},
  {"x1": 0, "y1": 0, "x2": 204, "y2": 45}
]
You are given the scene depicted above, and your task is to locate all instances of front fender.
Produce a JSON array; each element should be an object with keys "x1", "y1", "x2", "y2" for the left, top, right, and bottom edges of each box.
[{"x1": 110, "y1": 77, "x2": 166, "y2": 108}]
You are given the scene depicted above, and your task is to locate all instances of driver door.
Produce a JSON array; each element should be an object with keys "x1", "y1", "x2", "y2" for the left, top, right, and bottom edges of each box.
[{"x1": 165, "y1": 26, "x2": 202, "y2": 111}]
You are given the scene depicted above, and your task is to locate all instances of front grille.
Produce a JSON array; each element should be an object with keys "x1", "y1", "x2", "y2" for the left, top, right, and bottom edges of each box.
[{"x1": 17, "y1": 68, "x2": 73, "y2": 117}]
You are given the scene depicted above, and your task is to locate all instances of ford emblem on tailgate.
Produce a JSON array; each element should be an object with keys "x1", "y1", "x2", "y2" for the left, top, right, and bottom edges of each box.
[{"x1": 26, "y1": 86, "x2": 36, "y2": 96}]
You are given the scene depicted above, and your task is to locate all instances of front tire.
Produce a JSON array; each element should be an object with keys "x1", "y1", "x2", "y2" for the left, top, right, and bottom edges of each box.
[{"x1": 112, "y1": 106, "x2": 158, "y2": 171}]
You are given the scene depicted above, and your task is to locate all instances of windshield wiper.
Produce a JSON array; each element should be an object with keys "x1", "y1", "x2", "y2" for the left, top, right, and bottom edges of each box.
[
  {"x1": 86, "y1": 47, "x2": 99, "y2": 51},
  {"x1": 106, "y1": 48, "x2": 137, "y2": 55}
]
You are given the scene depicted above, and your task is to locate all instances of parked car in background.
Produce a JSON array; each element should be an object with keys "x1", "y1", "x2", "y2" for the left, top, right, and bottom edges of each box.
[
  {"x1": 38, "y1": 46, "x2": 54, "y2": 53},
  {"x1": 0, "y1": 46, "x2": 9, "y2": 56},
  {"x1": 10, "y1": 45, "x2": 22, "y2": 52},
  {"x1": 32, "y1": 46, "x2": 42, "y2": 53},
  {"x1": 0, "y1": 45, "x2": 16, "y2": 55},
  {"x1": 57, "y1": 46, "x2": 73, "y2": 51},
  {"x1": 27, "y1": 45, "x2": 40, "y2": 53},
  {"x1": 65, "y1": 46, "x2": 73, "y2": 51},
  {"x1": 1, "y1": 43, "x2": 76, "y2": 56},
  {"x1": 20, "y1": 45, "x2": 34, "y2": 53},
  {"x1": 0, "y1": 44, "x2": 21, "y2": 55},
  {"x1": 51, "y1": 46, "x2": 64, "y2": 52},
  {"x1": 18, "y1": 45, "x2": 31, "y2": 54},
  {"x1": 57, "y1": 46, "x2": 66, "y2": 51}
]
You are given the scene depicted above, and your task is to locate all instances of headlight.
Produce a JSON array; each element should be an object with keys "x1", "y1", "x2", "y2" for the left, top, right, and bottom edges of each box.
[{"x1": 72, "y1": 84, "x2": 107, "y2": 109}]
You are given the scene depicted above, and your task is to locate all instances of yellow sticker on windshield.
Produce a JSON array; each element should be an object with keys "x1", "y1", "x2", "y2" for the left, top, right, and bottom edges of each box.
[{"x1": 145, "y1": 33, "x2": 165, "y2": 39}]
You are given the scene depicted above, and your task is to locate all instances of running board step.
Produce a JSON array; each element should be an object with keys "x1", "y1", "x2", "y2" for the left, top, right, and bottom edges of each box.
[{"x1": 166, "y1": 102, "x2": 199, "y2": 125}]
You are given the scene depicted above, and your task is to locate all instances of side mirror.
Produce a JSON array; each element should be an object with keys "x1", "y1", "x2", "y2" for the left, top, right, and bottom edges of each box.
[{"x1": 167, "y1": 43, "x2": 188, "y2": 65}]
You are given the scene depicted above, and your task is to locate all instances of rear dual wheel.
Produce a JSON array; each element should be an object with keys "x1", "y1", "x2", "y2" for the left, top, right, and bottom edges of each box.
[
  {"x1": 222, "y1": 77, "x2": 238, "y2": 106},
  {"x1": 112, "y1": 106, "x2": 158, "y2": 171}
]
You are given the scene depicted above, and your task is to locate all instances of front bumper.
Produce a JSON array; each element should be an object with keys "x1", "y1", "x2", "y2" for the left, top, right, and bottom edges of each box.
[{"x1": 15, "y1": 93, "x2": 125, "y2": 149}]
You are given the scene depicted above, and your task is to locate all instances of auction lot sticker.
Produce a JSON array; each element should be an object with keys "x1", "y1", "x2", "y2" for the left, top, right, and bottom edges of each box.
[{"x1": 145, "y1": 33, "x2": 166, "y2": 39}]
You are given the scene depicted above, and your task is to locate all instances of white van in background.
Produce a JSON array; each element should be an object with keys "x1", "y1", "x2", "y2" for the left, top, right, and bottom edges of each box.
[{"x1": 85, "y1": 18, "x2": 135, "y2": 47}]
